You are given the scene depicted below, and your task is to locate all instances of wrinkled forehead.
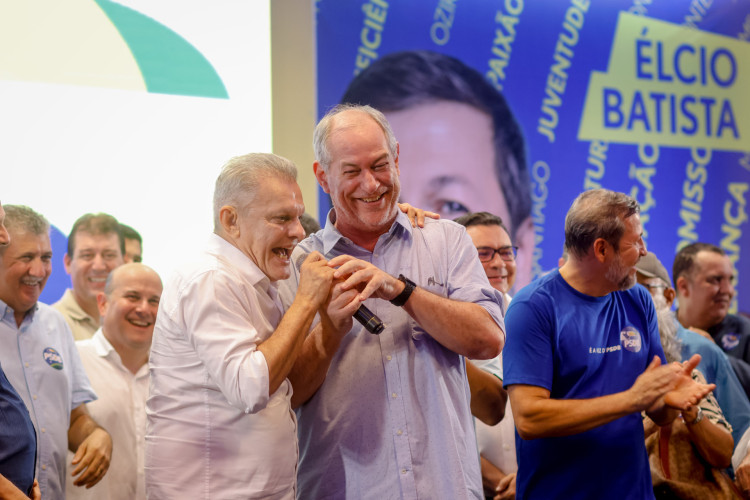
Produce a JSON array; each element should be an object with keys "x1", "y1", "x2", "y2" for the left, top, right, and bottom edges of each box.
[
  {"x1": 4, "y1": 227, "x2": 51, "y2": 251},
  {"x1": 330, "y1": 114, "x2": 392, "y2": 156},
  {"x1": 245, "y1": 177, "x2": 305, "y2": 213}
]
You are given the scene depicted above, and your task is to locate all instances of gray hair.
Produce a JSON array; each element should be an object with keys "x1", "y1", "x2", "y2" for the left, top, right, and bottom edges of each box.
[
  {"x1": 341, "y1": 51, "x2": 530, "y2": 235},
  {"x1": 213, "y1": 153, "x2": 298, "y2": 229},
  {"x1": 564, "y1": 189, "x2": 640, "y2": 259},
  {"x1": 313, "y1": 104, "x2": 398, "y2": 171},
  {"x1": 652, "y1": 291, "x2": 682, "y2": 364},
  {"x1": 3, "y1": 205, "x2": 50, "y2": 236}
]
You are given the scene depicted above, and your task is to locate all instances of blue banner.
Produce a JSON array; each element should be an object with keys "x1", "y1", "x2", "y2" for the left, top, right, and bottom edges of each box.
[{"x1": 316, "y1": 0, "x2": 750, "y2": 313}]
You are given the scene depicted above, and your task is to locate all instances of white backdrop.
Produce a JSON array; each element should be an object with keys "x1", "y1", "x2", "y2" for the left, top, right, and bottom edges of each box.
[{"x1": 0, "y1": 0, "x2": 272, "y2": 300}]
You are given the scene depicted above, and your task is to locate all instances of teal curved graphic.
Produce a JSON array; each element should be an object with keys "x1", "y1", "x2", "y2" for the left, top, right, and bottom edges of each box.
[{"x1": 94, "y1": 0, "x2": 228, "y2": 99}]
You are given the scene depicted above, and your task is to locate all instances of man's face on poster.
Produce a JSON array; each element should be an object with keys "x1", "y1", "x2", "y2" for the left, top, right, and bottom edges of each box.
[
  {"x1": 386, "y1": 99, "x2": 533, "y2": 290},
  {"x1": 388, "y1": 101, "x2": 511, "y2": 224}
]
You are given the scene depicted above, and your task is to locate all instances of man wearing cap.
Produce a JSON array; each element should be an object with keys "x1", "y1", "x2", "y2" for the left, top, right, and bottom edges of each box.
[
  {"x1": 635, "y1": 250, "x2": 750, "y2": 494},
  {"x1": 635, "y1": 252, "x2": 750, "y2": 448}
]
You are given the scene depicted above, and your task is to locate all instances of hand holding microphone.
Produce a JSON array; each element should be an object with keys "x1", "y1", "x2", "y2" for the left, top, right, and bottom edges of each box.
[{"x1": 296, "y1": 252, "x2": 385, "y2": 334}]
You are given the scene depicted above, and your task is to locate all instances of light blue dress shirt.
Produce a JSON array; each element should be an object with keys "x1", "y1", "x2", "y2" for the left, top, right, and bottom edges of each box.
[
  {"x1": 0, "y1": 300, "x2": 96, "y2": 500},
  {"x1": 676, "y1": 320, "x2": 750, "y2": 445},
  {"x1": 281, "y1": 211, "x2": 505, "y2": 500}
]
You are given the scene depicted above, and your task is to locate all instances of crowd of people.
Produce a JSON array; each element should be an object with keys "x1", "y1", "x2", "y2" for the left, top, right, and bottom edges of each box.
[{"x1": 1, "y1": 101, "x2": 748, "y2": 500}]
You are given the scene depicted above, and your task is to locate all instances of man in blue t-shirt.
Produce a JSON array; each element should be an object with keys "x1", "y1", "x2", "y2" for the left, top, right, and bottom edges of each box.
[{"x1": 503, "y1": 189, "x2": 715, "y2": 499}]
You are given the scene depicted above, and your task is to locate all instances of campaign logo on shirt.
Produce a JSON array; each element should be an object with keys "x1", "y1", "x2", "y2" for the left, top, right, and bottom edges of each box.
[
  {"x1": 620, "y1": 326, "x2": 642, "y2": 353},
  {"x1": 722, "y1": 333, "x2": 740, "y2": 351},
  {"x1": 42, "y1": 347, "x2": 63, "y2": 370}
]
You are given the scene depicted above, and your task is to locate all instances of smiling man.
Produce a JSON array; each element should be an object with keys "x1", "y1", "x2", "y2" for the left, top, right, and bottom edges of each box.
[
  {"x1": 282, "y1": 104, "x2": 505, "y2": 499},
  {"x1": 54, "y1": 213, "x2": 125, "y2": 340},
  {"x1": 145, "y1": 153, "x2": 337, "y2": 499},
  {"x1": 0, "y1": 205, "x2": 112, "y2": 500},
  {"x1": 503, "y1": 189, "x2": 715, "y2": 499},
  {"x1": 455, "y1": 211, "x2": 518, "y2": 500},
  {"x1": 341, "y1": 51, "x2": 535, "y2": 292},
  {"x1": 673, "y1": 243, "x2": 750, "y2": 398},
  {"x1": 674, "y1": 243, "x2": 749, "y2": 357},
  {"x1": 67, "y1": 262, "x2": 161, "y2": 500}
]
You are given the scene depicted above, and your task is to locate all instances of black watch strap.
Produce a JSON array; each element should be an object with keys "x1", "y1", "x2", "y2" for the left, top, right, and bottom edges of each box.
[{"x1": 390, "y1": 274, "x2": 416, "y2": 307}]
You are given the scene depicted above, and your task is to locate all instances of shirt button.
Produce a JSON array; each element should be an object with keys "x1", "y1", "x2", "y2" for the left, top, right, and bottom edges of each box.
[
  {"x1": 41, "y1": 428, "x2": 46, "y2": 433},
  {"x1": 401, "y1": 469, "x2": 407, "y2": 475},
  {"x1": 32, "y1": 395, "x2": 37, "y2": 400},
  {"x1": 41, "y1": 465, "x2": 46, "y2": 470},
  {"x1": 503, "y1": 444, "x2": 510, "y2": 450},
  {"x1": 391, "y1": 393, "x2": 397, "y2": 399},
  {"x1": 386, "y1": 355, "x2": 392, "y2": 361},
  {"x1": 24, "y1": 362, "x2": 29, "y2": 368},
  {"x1": 397, "y1": 430, "x2": 403, "y2": 436}
]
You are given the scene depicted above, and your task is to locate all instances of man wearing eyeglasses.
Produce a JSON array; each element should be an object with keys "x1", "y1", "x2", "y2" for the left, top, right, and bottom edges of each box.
[
  {"x1": 635, "y1": 250, "x2": 750, "y2": 494},
  {"x1": 635, "y1": 252, "x2": 750, "y2": 445},
  {"x1": 455, "y1": 211, "x2": 518, "y2": 500}
]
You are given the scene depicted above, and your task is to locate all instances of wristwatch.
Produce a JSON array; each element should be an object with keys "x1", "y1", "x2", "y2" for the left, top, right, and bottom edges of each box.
[
  {"x1": 390, "y1": 274, "x2": 416, "y2": 307},
  {"x1": 686, "y1": 406, "x2": 704, "y2": 425}
]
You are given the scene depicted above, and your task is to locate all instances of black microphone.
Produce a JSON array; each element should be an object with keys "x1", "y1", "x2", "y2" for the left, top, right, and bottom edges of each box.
[{"x1": 295, "y1": 252, "x2": 385, "y2": 335}]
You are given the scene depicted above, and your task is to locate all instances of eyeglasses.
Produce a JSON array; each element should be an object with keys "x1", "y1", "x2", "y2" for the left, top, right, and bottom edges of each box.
[
  {"x1": 641, "y1": 283, "x2": 668, "y2": 291},
  {"x1": 476, "y1": 246, "x2": 517, "y2": 262}
]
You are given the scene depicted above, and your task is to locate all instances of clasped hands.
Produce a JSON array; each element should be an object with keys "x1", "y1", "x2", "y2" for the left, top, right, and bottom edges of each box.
[
  {"x1": 297, "y1": 252, "x2": 404, "y2": 335},
  {"x1": 630, "y1": 354, "x2": 715, "y2": 415}
]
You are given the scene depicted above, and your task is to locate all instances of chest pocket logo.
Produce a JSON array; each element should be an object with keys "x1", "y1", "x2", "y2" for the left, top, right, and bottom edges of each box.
[
  {"x1": 722, "y1": 333, "x2": 740, "y2": 351},
  {"x1": 42, "y1": 347, "x2": 64, "y2": 370},
  {"x1": 620, "y1": 326, "x2": 642, "y2": 353}
]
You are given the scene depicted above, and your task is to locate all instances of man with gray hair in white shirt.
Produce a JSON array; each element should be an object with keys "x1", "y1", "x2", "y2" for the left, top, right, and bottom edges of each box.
[{"x1": 145, "y1": 153, "x2": 338, "y2": 499}]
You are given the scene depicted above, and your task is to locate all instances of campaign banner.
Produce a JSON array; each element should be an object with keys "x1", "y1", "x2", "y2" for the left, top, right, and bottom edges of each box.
[{"x1": 315, "y1": 0, "x2": 750, "y2": 313}]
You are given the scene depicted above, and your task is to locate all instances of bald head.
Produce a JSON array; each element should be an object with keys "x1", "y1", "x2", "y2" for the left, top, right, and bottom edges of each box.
[
  {"x1": 98, "y1": 263, "x2": 163, "y2": 370},
  {"x1": 104, "y1": 263, "x2": 162, "y2": 297}
]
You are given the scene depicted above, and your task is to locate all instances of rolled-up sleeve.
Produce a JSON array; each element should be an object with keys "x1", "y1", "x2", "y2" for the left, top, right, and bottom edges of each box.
[{"x1": 445, "y1": 224, "x2": 506, "y2": 336}]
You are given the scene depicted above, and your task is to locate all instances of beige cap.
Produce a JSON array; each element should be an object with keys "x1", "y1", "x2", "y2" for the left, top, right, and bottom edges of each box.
[{"x1": 634, "y1": 251, "x2": 671, "y2": 287}]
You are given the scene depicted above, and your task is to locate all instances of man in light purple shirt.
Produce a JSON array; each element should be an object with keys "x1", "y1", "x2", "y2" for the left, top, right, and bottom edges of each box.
[
  {"x1": 280, "y1": 104, "x2": 506, "y2": 499},
  {"x1": 145, "y1": 153, "x2": 337, "y2": 499}
]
